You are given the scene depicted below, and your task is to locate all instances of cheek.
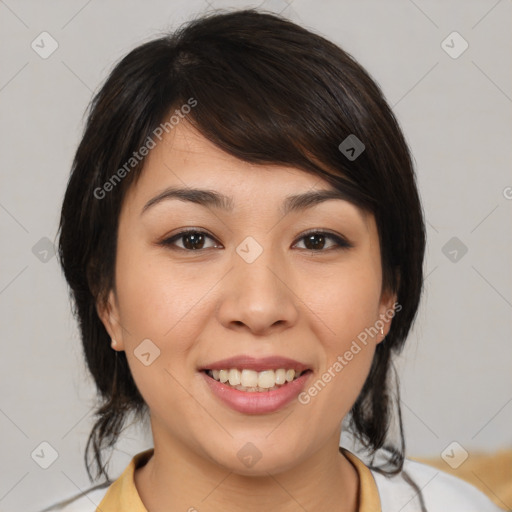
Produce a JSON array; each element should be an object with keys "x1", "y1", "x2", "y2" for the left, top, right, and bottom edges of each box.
[
  {"x1": 112, "y1": 239, "x2": 227, "y2": 397},
  {"x1": 303, "y1": 258, "x2": 382, "y2": 344},
  {"x1": 114, "y1": 240, "x2": 208, "y2": 344},
  {"x1": 113, "y1": 246, "x2": 208, "y2": 414},
  {"x1": 296, "y1": 260, "x2": 381, "y2": 411}
]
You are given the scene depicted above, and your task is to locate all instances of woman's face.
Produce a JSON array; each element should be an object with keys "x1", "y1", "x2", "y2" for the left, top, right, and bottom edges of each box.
[{"x1": 100, "y1": 121, "x2": 396, "y2": 475}]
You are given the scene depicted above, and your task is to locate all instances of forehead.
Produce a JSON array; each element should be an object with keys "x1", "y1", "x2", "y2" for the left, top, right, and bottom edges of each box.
[
  {"x1": 141, "y1": 121, "x2": 323, "y2": 189},
  {"x1": 121, "y1": 121, "x2": 370, "y2": 228}
]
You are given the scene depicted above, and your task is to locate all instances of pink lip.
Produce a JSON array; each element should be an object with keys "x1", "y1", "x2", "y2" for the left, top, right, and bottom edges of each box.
[
  {"x1": 201, "y1": 370, "x2": 312, "y2": 414},
  {"x1": 198, "y1": 355, "x2": 311, "y2": 373}
]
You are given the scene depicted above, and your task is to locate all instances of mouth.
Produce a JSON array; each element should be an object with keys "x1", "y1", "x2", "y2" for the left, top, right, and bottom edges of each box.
[{"x1": 198, "y1": 355, "x2": 313, "y2": 414}]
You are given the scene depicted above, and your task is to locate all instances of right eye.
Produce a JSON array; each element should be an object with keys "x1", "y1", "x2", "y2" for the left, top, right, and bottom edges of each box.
[{"x1": 160, "y1": 229, "x2": 222, "y2": 251}]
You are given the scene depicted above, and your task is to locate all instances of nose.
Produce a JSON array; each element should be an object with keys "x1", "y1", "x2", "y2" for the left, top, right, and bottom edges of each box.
[{"x1": 216, "y1": 246, "x2": 299, "y2": 336}]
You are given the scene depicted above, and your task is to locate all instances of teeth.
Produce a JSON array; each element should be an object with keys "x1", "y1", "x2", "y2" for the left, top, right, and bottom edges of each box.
[
  {"x1": 285, "y1": 369, "x2": 295, "y2": 382},
  {"x1": 258, "y1": 370, "x2": 275, "y2": 389},
  {"x1": 207, "y1": 368, "x2": 303, "y2": 392},
  {"x1": 241, "y1": 369, "x2": 259, "y2": 388},
  {"x1": 275, "y1": 368, "x2": 286, "y2": 385},
  {"x1": 228, "y1": 369, "x2": 241, "y2": 386}
]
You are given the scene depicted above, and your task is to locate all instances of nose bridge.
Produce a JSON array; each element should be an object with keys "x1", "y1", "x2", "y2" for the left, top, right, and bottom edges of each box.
[
  {"x1": 235, "y1": 237, "x2": 288, "y2": 305},
  {"x1": 217, "y1": 236, "x2": 298, "y2": 334},
  {"x1": 237, "y1": 249, "x2": 282, "y2": 297}
]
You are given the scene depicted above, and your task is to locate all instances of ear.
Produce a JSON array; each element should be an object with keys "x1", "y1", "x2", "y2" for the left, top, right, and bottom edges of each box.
[
  {"x1": 96, "y1": 289, "x2": 126, "y2": 351},
  {"x1": 376, "y1": 290, "x2": 399, "y2": 344}
]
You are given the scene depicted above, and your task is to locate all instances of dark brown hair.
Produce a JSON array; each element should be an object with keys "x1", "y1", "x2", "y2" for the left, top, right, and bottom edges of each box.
[{"x1": 58, "y1": 8, "x2": 425, "y2": 483}]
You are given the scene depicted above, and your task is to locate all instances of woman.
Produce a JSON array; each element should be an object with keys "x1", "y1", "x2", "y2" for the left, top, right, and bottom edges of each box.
[{"x1": 53, "y1": 9, "x2": 501, "y2": 512}]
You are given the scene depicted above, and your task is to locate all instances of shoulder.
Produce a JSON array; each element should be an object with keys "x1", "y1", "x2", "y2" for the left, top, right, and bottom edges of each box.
[
  {"x1": 39, "y1": 483, "x2": 110, "y2": 512},
  {"x1": 371, "y1": 458, "x2": 503, "y2": 512}
]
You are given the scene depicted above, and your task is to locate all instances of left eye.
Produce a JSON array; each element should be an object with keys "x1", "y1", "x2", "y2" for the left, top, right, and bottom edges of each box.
[{"x1": 293, "y1": 231, "x2": 351, "y2": 251}]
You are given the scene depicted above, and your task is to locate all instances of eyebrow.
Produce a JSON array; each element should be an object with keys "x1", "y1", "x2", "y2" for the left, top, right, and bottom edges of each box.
[{"x1": 141, "y1": 186, "x2": 356, "y2": 217}]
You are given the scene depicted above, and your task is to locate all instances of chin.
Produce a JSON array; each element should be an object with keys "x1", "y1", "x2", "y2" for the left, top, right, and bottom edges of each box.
[{"x1": 203, "y1": 439, "x2": 306, "y2": 477}]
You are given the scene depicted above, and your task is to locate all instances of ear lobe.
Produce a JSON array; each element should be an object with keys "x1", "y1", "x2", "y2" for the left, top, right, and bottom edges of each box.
[
  {"x1": 377, "y1": 292, "x2": 399, "y2": 343},
  {"x1": 96, "y1": 290, "x2": 125, "y2": 350}
]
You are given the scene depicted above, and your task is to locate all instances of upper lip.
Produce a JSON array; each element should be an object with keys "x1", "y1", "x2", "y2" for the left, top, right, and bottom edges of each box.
[{"x1": 198, "y1": 355, "x2": 311, "y2": 373}]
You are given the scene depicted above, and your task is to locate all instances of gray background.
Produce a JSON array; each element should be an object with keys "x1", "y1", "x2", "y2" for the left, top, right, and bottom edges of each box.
[{"x1": 0, "y1": 0, "x2": 510, "y2": 510}]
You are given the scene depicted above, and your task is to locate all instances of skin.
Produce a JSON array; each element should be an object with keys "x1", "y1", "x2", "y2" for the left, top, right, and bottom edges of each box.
[{"x1": 99, "y1": 120, "x2": 397, "y2": 512}]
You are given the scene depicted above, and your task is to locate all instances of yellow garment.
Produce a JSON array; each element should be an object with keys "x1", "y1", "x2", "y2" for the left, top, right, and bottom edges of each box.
[
  {"x1": 342, "y1": 448, "x2": 382, "y2": 511},
  {"x1": 97, "y1": 447, "x2": 381, "y2": 511}
]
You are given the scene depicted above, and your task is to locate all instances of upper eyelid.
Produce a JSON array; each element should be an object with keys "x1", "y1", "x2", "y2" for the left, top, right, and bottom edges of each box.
[
  {"x1": 295, "y1": 230, "x2": 353, "y2": 249},
  {"x1": 163, "y1": 228, "x2": 221, "y2": 248}
]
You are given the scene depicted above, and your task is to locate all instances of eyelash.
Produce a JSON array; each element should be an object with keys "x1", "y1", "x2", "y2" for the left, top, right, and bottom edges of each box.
[{"x1": 159, "y1": 228, "x2": 353, "y2": 252}]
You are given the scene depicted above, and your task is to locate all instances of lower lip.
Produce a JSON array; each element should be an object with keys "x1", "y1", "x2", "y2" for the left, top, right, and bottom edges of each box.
[{"x1": 202, "y1": 371, "x2": 312, "y2": 414}]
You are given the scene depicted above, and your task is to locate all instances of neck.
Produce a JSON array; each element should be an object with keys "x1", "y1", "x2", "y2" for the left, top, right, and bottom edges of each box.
[{"x1": 134, "y1": 427, "x2": 359, "y2": 512}]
